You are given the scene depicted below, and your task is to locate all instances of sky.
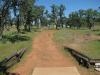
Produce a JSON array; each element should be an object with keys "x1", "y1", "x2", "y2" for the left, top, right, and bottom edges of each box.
[{"x1": 35, "y1": 0, "x2": 100, "y2": 17}]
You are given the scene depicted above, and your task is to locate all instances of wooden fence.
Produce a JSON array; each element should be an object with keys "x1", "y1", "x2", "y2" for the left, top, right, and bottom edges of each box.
[
  {"x1": 0, "y1": 48, "x2": 27, "y2": 75},
  {"x1": 64, "y1": 47, "x2": 100, "y2": 68}
]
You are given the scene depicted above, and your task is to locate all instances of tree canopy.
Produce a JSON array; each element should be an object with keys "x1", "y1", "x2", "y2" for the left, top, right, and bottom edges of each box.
[{"x1": 0, "y1": 0, "x2": 100, "y2": 39}]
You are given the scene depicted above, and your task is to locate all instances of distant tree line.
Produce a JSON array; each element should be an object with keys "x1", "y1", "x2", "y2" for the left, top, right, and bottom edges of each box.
[
  {"x1": 0, "y1": 0, "x2": 100, "y2": 39},
  {"x1": 67, "y1": 9, "x2": 100, "y2": 29}
]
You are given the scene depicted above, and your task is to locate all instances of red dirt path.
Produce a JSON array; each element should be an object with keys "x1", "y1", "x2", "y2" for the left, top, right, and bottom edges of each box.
[{"x1": 12, "y1": 30, "x2": 74, "y2": 75}]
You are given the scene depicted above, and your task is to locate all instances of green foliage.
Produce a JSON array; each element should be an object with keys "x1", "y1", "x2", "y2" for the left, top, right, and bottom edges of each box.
[
  {"x1": 68, "y1": 11, "x2": 80, "y2": 29},
  {"x1": 0, "y1": 0, "x2": 36, "y2": 34},
  {"x1": 32, "y1": 5, "x2": 45, "y2": 28},
  {"x1": 50, "y1": 4, "x2": 66, "y2": 29},
  {"x1": 68, "y1": 9, "x2": 99, "y2": 29},
  {"x1": 0, "y1": 0, "x2": 99, "y2": 33},
  {"x1": 0, "y1": 29, "x2": 37, "y2": 61},
  {"x1": 59, "y1": 4, "x2": 66, "y2": 28},
  {"x1": 51, "y1": 4, "x2": 59, "y2": 25}
]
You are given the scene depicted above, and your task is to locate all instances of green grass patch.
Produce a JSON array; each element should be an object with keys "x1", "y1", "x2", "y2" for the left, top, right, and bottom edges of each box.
[
  {"x1": 54, "y1": 29, "x2": 90, "y2": 44},
  {"x1": 81, "y1": 40, "x2": 100, "y2": 59},
  {"x1": 0, "y1": 30, "x2": 38, "y2": 61},
  {"x1": 54, "y1": 29, "x2": 100, "y2": 59}
]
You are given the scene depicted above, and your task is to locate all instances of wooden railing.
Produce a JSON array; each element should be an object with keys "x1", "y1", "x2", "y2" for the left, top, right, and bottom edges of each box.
[
  {"x1": 0, "y1": 48, "x2": 27, "y2": 74},
  {"x1": 64, "y1": 47, "x2": 100, "y2": 68}
]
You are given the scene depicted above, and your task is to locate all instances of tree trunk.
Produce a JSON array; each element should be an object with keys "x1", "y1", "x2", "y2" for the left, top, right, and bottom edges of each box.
[
  {"x1": 28, "y1": 23, "x2": 31, "y2": 32},
  {"x1": 24, "y1": 22, "x2": 28, "y2": 31},
  {"x1": 16, "y1": 25, "x2": 20, "y2": 32},
  {"x1": 38, "y1": 19, "x2": 41, "y2": 28},
  {"x1": 0, "y1": 26, "x2": 4, "y2": 40}
]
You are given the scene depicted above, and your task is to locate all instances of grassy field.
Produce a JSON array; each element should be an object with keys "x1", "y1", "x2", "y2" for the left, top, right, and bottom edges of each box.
[
  {"x1": 81, "y1": 40, "x2": 100, "y2": 59},
  {"x1": 54, "y1": 28, "x2": 100, "y2": 59},
  {"x1": 0, "y1": 28, "x2": 38, "y2": 61}
]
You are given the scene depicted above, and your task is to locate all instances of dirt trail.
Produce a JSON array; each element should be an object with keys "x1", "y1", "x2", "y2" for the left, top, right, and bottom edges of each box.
[{"x1": 12, "y1": 30, "x2": 74, "y2": 75}]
